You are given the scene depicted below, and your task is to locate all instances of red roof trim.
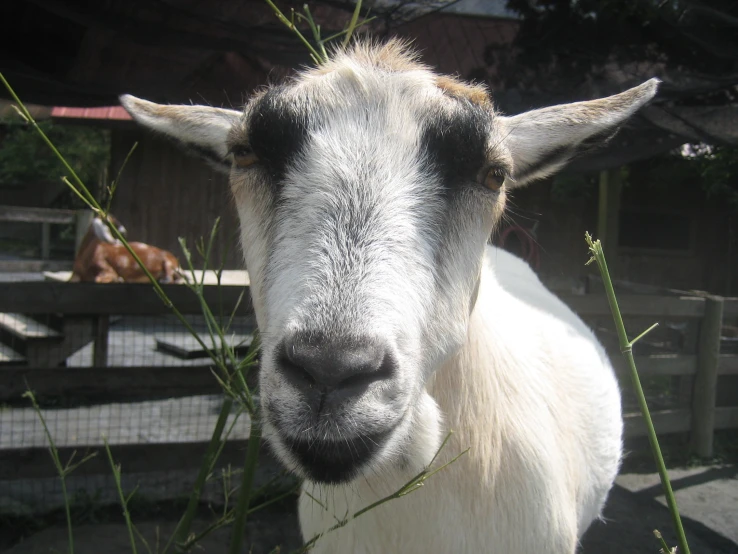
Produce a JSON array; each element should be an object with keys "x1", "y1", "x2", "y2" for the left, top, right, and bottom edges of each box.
[{"x1": 50, "y1": 106, "x2": 132, "y2": 121}]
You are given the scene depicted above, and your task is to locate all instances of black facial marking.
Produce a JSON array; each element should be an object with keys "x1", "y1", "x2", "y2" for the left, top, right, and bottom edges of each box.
[
  {"x1": 422, "y1": 103, "x2": 490, "y2": 191},
  {"x1": 248, "y1": 87, "x2": 308, "y2": 181},
  {"x1": 514, "y1": 144, "x2": 571, "y2": 183},
  {"x1": 515, "y1": 126, "x2": 620, "y2": 183},
  {"x1": 184, "y1": 142, "x2": 229, "y2": 170}
]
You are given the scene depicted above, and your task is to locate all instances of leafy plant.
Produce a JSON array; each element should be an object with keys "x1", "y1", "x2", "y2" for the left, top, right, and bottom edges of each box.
[{"x1": 0, "y1": 117, "x2": 109, "y2": 205}]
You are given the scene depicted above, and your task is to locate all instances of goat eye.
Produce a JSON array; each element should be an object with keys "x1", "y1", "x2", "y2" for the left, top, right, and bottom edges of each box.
[
  {"x1": 230, "y1": 146, "x2": 259, "y2": 169},
  {"x1": 483, "y1": 166, "x2": 505, "y2": 192}
]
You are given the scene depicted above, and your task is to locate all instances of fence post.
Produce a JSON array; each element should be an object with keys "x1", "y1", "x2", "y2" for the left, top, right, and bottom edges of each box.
[
  {"x1": 41, "y1": 222, "x2": 51, "y2": 260},
  {"x1": 93, "y1": 315, "x2": 110, "y2": 367},
  {"x1": 74, "y1": 210, "x2": 94, "y2": 255},
  {"x1": 691, "y1": 295, "x2": 724, "y2": 457}
]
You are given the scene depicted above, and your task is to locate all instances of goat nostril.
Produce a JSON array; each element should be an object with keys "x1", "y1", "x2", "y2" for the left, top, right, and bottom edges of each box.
[
  {"x1": 277, "y1": 333, "x2": 395, "y2": 390},
  {"x1": 278, "y1": 348, "x2": 317, "y2": 386},
  {"x1": 339, "y1": 352, "x2": 395, "y2": 388}
]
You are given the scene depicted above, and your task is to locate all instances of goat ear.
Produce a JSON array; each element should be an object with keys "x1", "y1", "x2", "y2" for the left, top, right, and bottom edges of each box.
[
  {"x1": 120, "y1": 95, "x2": 241, "y2": 173},
  {"x1": 500, "y1": 79, "x2": 659, "y2": 187}
]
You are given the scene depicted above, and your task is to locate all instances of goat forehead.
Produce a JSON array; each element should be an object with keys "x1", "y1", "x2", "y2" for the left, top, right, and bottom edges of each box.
[{"x1": 240, "y1": 70, "x2": 500, "y2": 193}]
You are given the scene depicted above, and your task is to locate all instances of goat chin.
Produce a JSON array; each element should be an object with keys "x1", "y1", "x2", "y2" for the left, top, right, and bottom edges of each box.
[{"x1": 298, "y1": 246, "x2": 621, "y2": 554}]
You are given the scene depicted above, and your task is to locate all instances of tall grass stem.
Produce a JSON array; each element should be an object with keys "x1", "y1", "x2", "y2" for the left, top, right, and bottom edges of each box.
[{"x1": 585, "y1": 232, "x2": 691, "y2": 554}]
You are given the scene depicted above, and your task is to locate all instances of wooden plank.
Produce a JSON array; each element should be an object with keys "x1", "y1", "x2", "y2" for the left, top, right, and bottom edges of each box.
[
  {"x1": 0, "y1": 205, "x2": 77, "y2": 224},
  {"x1": 45, "y1": 269, "x2": 251, "y2": 286},
  {"x1": 0, "y1": 282, "x2": 252, "y2": 315},
  {"x1": 611, "y1": 354, "x2": 697, "y2": 377},
  {"x1": 0, "y1": 365, "x2": 229, "y2": 403},
  {"x1": 691, "y1": 296, "x2": 724, "y2": 457},
  {"x1": 93, "y1": 315, "x2": 109, "y2": 367},
  {"x1": 624, "y1": 409, "x2": 692, "y2": 438},
  {"x1": 560, "y1": 294, "x2": 706, "y2": 318},
  {"x1": 0, "y1": 440, "x2": 280, "y2": 480},
  {"x1": 75, "y1": 210, "x2": 93, "y2": 254},
  {"x1": 596, "y1": 168, "x2": 622, "y2": 277},
  {"x1": 0, "y1": 260, "x2": 73, "y2": 272},
  {"x1": 40, "y1": 222, "x2": 51, "y2": 260},
  {"x1": 0, "y1": 313, "x2": 62, "y2": 339}
]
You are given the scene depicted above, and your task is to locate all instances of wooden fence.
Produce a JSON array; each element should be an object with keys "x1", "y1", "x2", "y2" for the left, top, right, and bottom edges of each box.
[
  {"x1": 0, "y1": 280, "x2": 737, "y2": 483},
  {"x1": 0, "y1": 205, "x2": 90, "y2": 271}
]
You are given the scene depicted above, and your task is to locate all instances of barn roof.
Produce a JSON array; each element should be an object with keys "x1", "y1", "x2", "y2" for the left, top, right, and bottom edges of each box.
[{"x1": 50, "y1": 106, "x2": 132, "y2": 122}]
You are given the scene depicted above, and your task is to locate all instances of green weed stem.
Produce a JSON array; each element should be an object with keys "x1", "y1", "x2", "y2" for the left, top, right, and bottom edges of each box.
[
  {"x1": 228, "y1": 419, "x2": 262, "y2": 554},
  {"x1": 585, "y1": 232, "x2": 690, "y2": 554},
  {"x1": 22, "y1": 390, "x2": 78, "y2": 554},
  {"x1": 104, "y1": 439, "x2": 138, "y2": 554},
  {"x1": 164, "y1": 397, "x2": 234, "y2": 553}
]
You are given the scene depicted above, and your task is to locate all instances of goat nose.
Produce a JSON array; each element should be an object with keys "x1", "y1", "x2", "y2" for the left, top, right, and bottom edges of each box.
[{"x1": 278, "y1": 333, "x2": 394, "y2": 390}]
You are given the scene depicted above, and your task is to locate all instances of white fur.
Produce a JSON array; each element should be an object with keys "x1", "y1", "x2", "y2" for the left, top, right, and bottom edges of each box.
[
  {"x1": 299, "y1": 247, "x2": 621, "y2": 553},
  {"x1": 120, "y1": 41, "x2": 657, "y2": 554}
]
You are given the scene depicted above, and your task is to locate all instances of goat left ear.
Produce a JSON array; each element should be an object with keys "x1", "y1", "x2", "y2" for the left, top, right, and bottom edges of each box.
[
  {"x1": 120, "y1": 95, "x2": 241, "y2": 173},
  {"x1": 500, "y1": 79, "x2": 659, "y2": 187}
]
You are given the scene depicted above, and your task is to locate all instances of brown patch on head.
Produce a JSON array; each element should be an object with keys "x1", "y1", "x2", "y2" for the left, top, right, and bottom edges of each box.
[
  {"x1": 435, "y1": 76, "x2": 490, "y2": 107},
  {"x1": 305, "y1": 39, "x2": 492, "y2": 108}
]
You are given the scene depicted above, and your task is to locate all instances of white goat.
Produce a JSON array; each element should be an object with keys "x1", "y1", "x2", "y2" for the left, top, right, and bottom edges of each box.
[{"x1": 121, "y1": 40, "x2": 658, "y2": 553}]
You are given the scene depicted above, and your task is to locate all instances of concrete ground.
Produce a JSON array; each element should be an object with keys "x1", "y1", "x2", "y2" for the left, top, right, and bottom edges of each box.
[
  {"x1": 5, "y1": 464, "x2": 737, "y2": 554},
  {"x1": 581, "y1": 465, "x2": 738, "y2": 554}
]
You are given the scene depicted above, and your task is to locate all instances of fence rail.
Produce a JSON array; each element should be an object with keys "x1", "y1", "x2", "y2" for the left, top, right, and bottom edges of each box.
[
  {"x1": 0, "y1": 205, "x2": 90, "y2": 261},
  {"x1": 0, "y1": 280, "x2": 736, "y2": 482}
]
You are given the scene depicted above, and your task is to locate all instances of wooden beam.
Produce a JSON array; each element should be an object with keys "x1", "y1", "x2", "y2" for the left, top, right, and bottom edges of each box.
[
  {"x1": 0, "y1": 260, "x2": 73, "y2": 272},
  {"x1": 624, "y1": 409, "x2": 692, "y2": 437},
  {"x1": 0, "y1": 440, "x2": 279, "y2": 480},
  {"x1": 40, "y1": 222, "x2": 51, "y2": 260},
  {"x1": 75, "y1": 210, "x2": 94, "y2": 254},
  {"x1": 597, "y1": 169, "x2": 609, "y2": 246},
  {"x1": 611, "y1": 354, "x2": 697, "y2": 377},
  {"x1": 691, "y1": 295, "x2": 724, "y2": 457},
  {"x1": 0, "y1": 205, "x2": 77, "y2": 224},
  {"x1": 561, "y1": 294, "x2": 706, "y2": 318},
  {"x1": 596, "y1": 168, "x2": 622, "y2": 277},
  {"x1": 92, "y1": 315, "x2": 109, "y2": 367},
  {"x1": 0, "y1": 282, "x2": 253, "y2": 315},
  {"x1": 0, "y1": 365, "x2": 232, "y2": 403}
]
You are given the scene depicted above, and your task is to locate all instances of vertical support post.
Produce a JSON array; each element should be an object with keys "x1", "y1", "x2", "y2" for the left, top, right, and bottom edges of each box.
[
  {"x1": 93, "y1": 315, "x2": 110, "y2": 367},
  {"x1": 75, "y1": 210, "x2": 94, "y2": 255},
  {"x1": 597, "y1": 168, "x2": 622, "y2": 278},
  {"x1": 597, "y1": 170, "x2": 609, "y2": 245},
  {"x1": 677, "y1": 319, "x2": 700, "y2": 408},
  {"x1": 691, "y1": 295, "x2": 724, "y2": 457},
  {"x1": 41, "y1": 222, "x2": 51, "y2": 260}
]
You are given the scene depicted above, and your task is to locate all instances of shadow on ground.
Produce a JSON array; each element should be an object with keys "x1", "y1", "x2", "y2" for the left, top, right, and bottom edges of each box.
[
  {"x1": 5, "y1": 474, "x2": 737, "y2": 553},
  {"x1": 582, "y1": 484, "x2": 738, "y2": 554}
]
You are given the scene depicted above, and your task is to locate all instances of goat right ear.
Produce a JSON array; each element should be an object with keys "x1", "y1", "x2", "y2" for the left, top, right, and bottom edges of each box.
[
  {"x1": 499, "y1": 79, "x2": 659, "y2": 187},
  {"x1": 120, "y1": 95, "x2": 241, "y2": 173}
]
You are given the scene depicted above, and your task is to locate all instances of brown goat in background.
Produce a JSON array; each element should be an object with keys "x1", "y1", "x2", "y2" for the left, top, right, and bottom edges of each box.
[{"x1": 71, "y1": 214, "x2": 182, "y2": 284}]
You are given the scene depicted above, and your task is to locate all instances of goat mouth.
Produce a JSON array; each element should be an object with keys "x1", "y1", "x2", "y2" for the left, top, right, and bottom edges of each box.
[{"x1": 283, "y1": 426, "x2": 396, "y2": 484}]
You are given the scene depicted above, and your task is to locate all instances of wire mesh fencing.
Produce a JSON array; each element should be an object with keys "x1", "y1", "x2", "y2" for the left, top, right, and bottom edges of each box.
[{"x1": 0, "y1": 302, "x2": 263, "y2": 517}]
